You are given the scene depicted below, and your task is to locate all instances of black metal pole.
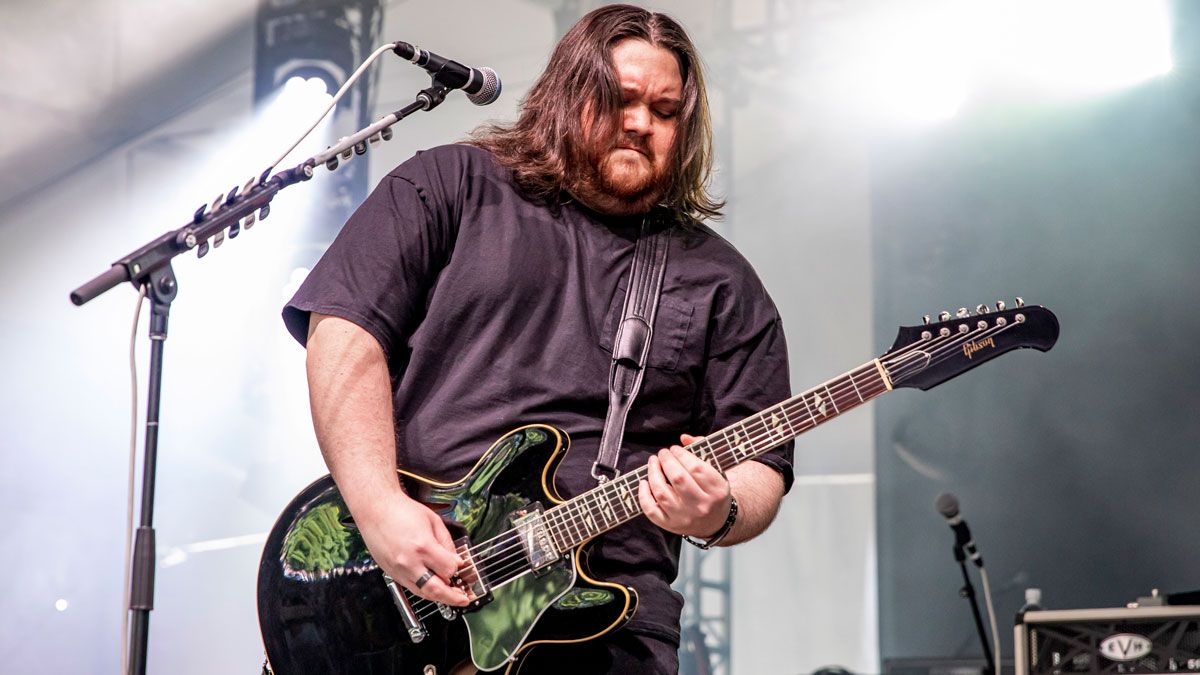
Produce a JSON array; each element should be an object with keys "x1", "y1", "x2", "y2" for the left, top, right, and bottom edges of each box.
[
  {"x1": 955, "y1": 546, "x2": 994, "y2": 675},
  {"x1": 126, "y1": 265, "x2": 178, "y2": 675}
]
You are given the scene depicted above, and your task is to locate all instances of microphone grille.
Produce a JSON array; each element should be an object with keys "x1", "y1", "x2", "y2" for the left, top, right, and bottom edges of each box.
[
  {"x1": 467, "y1": 67, "x2": 502, "y2": 106},
  {"x1": 934, "y1": 492, "x2": 960, "y2": 518}
]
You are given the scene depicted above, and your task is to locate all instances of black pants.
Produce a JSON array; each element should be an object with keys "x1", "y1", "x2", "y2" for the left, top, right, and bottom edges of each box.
[{"x1": 508, "y1": 628, "x2": 679, "y2": 674}]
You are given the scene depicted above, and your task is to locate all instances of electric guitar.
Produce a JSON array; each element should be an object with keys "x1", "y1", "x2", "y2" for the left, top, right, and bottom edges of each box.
[{"x1": 257, "y1": 300, "x2": 1059, "y2": 674}]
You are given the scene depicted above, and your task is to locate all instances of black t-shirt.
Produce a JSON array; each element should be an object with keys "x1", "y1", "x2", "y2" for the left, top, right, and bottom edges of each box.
[{"x1": 283, "y1": 143, "x2": 794, "y2": 642}]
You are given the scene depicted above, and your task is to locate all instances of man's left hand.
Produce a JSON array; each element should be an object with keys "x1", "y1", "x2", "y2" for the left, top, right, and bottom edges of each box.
[{"x1": 639, "y1": 434, "x2": 732, "y2": 539}]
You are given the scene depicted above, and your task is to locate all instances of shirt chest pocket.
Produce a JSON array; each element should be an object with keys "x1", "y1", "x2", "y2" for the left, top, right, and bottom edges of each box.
[{"x1": 598, "y1": 281, "x2": 695, "y2": 372}]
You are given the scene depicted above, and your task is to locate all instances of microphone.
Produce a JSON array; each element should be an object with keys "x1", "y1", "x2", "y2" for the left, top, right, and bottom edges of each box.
[
  {"x1": 391, "y1": 41, "x2": 501, "y2": 106},
  {"x1": 935, "y1": 492, "x2": 983, "y2": 567}
]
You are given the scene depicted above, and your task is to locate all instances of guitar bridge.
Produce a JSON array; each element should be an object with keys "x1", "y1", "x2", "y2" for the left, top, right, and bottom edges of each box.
[
  {"x1": 510, "y1": 504, "x2": 560, "y2": 576},
  {"x1": 453, "y1": 535, "x2": 492, "y2": 612}
]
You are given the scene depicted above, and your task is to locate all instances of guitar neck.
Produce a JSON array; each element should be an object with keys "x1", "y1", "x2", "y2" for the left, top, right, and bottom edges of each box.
[{"x1": 541, "y1": 358, "x2": 894, "y2": 551}]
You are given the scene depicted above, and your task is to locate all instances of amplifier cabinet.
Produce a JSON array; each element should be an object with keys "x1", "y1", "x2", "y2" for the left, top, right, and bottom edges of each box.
[{"x1": 1015, "y1": 605, "x2": 1200, "y2": 674}]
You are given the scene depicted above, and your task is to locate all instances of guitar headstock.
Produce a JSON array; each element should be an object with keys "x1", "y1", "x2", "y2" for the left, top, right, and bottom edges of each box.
[{"x1": 882, "y1": 299, "x2": 1059, "y2": 391}]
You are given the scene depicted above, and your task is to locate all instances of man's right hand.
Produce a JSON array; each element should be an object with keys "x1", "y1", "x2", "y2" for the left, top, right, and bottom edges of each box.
[
  {"x1": 355, "y1": 490, "x2": 471, "y2": 607},
  {"x1": 304, "y1": 312, "x2": 470, "y2": 607}
]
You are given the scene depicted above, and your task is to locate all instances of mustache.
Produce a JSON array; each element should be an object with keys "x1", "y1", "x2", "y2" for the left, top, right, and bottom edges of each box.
[{"x1": 612, "y1": 135, "x2": 649, "y2": 156}]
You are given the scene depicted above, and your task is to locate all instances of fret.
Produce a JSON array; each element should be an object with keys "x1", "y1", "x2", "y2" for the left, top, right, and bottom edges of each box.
[
  {"x1": 729, "y1": 425, "x2": 748, "y2": 461},
  {"x1": 847, "y1": 369, "x2": 865, "y2": 403},
  {"x1": 596, "y1": 489, "x2": 617, "y2": 528},
  {"x1": 725, "y1": 426, "x2": 748, "y2": 463},
  {"x1": 592, "y1": 485, "x2": 614, "y2": 528},
  {"x1": 823, "y1": 385, "x2": 841, "y2": 415},
  {"x1": 547, "y1": 507, "x2": 572, "y2": 550},
  {"x1": 581, "y1": 491, "x2": 601, "y2": 534},
  {"x1": 765, "y1": 410, "x2": 789, "y2": 445},
  {"x1": 564, "y1": 503, "x2": 584, "y2": 544},
  {"x1": 777, "y1": 405, "x2": 799, "y2": 438},
  {"x1": 615, "y1": 479, "x2": 638, "y2": 518},
  {"x1": 800, "y1": 392, "x2": 821, "y2": 426},
  {"x1": 708, "y1": 437, "x2": 732, "y2": 472},
  {"x1": 602, "y1": 483, "x2": 624, "y2": 523},
  {"x1": 549, "y1": 504, "x2": 573, "y2": 547}
]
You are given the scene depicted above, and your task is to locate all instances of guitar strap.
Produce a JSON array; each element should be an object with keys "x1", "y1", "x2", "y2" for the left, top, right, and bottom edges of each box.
[{"x1": 591, "y1": 215, "x2": 672, "y2": 485}]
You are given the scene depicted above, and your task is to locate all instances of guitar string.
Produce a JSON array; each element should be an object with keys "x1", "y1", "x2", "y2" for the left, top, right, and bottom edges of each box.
[
  {"x1": 426, "y1": 316, "x2": 1022, "y2": 593},
  {"x1": 432, "y1": 312, "x2": 964, "y2": 559},
  {"x1": 409, "y1": 318, "x2": 1013, "y2": 604},
  {"x1": 487, "y1": 315, "x2": 1024, "y2": 573},
  {"x1": 400, "y1": 314, "x2": 1030, "y2": 620}
]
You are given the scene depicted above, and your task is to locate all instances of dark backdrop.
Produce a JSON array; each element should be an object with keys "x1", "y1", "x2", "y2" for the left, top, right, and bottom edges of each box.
[{"x1": 873, "y1": 3, "x2": 1200, "y2": 665}]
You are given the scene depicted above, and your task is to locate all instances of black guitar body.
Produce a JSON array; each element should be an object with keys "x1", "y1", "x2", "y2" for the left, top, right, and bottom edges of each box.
[{"x1": 257, "y1": 424, "x2": 637, "y2": 674}]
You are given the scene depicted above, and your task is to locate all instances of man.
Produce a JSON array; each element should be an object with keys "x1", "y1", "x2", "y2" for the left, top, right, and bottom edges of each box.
[{"x1": 282, "y1": 4, "x2": 794, "y2": 672}]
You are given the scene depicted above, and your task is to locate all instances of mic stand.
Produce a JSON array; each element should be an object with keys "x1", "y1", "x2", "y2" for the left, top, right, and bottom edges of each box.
[
  {"x1": 953, "y1": 544, "x2": 995, "y2": 675},
  {"x1": 69, "y1": 82, "x2": 450, "y2": 675}
]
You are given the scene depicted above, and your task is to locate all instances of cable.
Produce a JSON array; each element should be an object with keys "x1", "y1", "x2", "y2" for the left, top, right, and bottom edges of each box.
[
  {"x1": 979, "y1": 566, "x2": 1001, "y2": 675},
  {"x1": 121, "y1": 284, "x2": 148, "y2": 674},
  {"x1": 265, "y1": 43, "x2": 396, "y2": 173}
]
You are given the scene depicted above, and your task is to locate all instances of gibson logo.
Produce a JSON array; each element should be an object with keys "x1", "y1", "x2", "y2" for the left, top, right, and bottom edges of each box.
[{"x1": 962, "y1": 337, "x2": 995, "y2": 360}]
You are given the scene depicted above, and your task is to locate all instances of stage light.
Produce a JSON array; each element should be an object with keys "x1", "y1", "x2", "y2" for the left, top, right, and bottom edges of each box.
[{"x1": 54, "y1": 598, "x2": 69, "y2": 612}]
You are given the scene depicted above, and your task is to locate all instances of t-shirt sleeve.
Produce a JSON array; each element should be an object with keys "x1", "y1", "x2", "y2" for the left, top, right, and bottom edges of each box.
[
  {"x1": 701, "y1": 281, "x2": 796, "y2": 494},
  {"x1": 281, "y1": 148, "x2": 462, "y2": 359}
]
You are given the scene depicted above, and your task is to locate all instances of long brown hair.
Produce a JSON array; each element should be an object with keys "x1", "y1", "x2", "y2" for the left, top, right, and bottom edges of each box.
[{"x1": 468, "y1": 4, "x2": 723, "y2": 221}]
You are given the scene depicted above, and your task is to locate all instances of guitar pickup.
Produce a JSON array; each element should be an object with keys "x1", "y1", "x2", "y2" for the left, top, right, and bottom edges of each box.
[{"x1": 510, "y1": 504, "x2": 560, "y2": 575}]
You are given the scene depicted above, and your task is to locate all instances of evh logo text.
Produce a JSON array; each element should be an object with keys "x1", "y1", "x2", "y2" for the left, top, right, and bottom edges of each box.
[
  {"x1": 962, "y1": 337, "x2": 996, "y2": 360},
  {"x1": 1098, "y1": 633, "x2": 1153, "y2": 662}
]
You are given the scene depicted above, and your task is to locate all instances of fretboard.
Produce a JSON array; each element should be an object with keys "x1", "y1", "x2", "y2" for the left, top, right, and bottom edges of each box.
[{"x1": 540, "y1": 359, "x2": 894, "y2": 551}]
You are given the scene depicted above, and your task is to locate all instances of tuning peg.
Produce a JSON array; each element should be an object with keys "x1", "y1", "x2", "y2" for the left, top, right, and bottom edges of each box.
[
  {"x1": 976, "y1": 304, "x2": 989, "y2": 314},
  {"x1": 922, "y1": 315, "x2": 931, "y2": 325},
  {"x1": 995, "y1": 300, "x2": 1006, "y2": 311},
  {"x1": 1015, "y1": 297, "x2": 1025, "y2": 307},
  {"x1": 197, "y1": 239, "x2": 210, "y2": 258},
  {"x1": 381, "y1": 127, "x2": 393, "y2": 141},
  {"x1": 228, "y1": 219, "x2": 241, "y2": 239},
  {"x1": 242, "y1": 211, "x2": 257, "y2": 231},
  {"x1": 213, "y1": 229, "x2": 225, "y2": 248},
  {"x1": 354, "y1": 141, "x2": 368, "y2": 156},
  {"x1": 938, "y1": 311, "x2": 951, "y2": 321},
  {"x1": 325, "y1": 156, "x2": 339, "y2": 171},
  {"x1": 258, "y1": 204, "x2": 271, "y2": 221},
  {"x1": 956, "y1": 307, "x2": 969, "y2": 318}
]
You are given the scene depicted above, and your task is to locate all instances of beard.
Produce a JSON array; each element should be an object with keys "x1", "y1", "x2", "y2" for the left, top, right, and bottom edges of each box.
[{"x1": 569, "y1": 136, "x2": 671, "y2": 217}]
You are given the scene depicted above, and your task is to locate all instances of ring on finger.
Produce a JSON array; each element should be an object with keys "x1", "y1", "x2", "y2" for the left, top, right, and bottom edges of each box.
[{"x1": 415, "y1": 569, "x2": 435, "y2": 589}]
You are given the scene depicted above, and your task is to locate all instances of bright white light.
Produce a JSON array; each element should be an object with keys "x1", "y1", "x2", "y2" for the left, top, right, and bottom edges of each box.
[
  {"x1": 54, "y1": 598, "x2": 69, "y2": 612},
  {"x1": 979, "y1": 0, "x2": 1173, "y2": 97},
  {"x1": 282, "y1": 266, "x2": 310, "y2": 301},
  {"x1": 284, "y1": 76, "x2": 332, "y2": 98},
  {"x1": 161, "y1": 547, "x2": 188, "y2": 568},
  {"x1": 815, "y1": 0, "x2": 1173, "y2": 127},
  {"x1": 837, "y1": 1, "x2": 974, "y2": 126}
]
